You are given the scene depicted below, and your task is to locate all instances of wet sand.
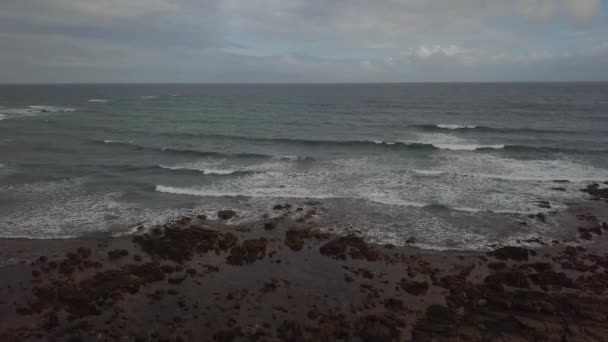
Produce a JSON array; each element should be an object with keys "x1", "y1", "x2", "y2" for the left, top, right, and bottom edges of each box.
[{"x1": 1, "y1": 186, "x2": 608, "y2": 341}]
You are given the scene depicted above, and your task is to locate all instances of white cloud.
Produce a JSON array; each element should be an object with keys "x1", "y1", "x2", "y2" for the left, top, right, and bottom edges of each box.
[
  {"x1": 517, "y1": 0, "x2": 601, "y2": 24},
  {"x1": 414, "y1": 45, "x2": 466, "y2": 59}
]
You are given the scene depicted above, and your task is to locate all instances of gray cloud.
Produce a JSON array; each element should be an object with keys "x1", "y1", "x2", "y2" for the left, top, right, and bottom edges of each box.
[{"x1": 0, "y1": 0, "x2": 606, "y2": 82}]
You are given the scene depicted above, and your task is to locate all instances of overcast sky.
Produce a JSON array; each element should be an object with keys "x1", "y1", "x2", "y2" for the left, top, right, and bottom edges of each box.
[{"x1": 1, "y1": 0, "x2": 607, "y2": 83}]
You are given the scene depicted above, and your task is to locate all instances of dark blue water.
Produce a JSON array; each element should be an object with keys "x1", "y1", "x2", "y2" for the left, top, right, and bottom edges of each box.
[{"x1": 1, "y1": 83, "x2": 607, "y2": 249}]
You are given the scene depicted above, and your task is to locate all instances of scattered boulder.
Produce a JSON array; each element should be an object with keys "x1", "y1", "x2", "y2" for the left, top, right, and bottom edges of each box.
[
  {"x1": 581, "y1": 184, "x2": 608, "y2": 200},
  {"x1": 400, "y1": 278, "x2": 429, "y2": 295},
  {"x1": 217, "y1": 210, "x2": 236, "y2": 220},
  {"x1": 320, "y1": 234, "x2": 379, "y2": 261},
  {"x1": 264, "y1": 221, "x2": 276, "y2": 231}
]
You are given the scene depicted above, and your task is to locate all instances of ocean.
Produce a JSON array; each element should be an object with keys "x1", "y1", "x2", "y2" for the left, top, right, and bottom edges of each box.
[{"x1": 1, "y1": 83, "x2": 607, "y2": 249}]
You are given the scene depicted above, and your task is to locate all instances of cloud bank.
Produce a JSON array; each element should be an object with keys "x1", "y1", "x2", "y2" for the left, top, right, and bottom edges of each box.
[{"x1": 0, "y1": 0, "x2": 606, "y2": 82}]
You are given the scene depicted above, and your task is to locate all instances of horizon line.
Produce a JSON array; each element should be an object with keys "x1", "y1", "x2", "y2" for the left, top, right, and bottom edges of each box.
[{"x1": 1, "y1": 81, "x2": 608, "y2": 86}]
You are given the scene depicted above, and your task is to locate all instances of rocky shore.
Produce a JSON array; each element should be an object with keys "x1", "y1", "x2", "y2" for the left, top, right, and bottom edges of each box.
[{"x1": 1, "y1": 185, "x2": 608, "y2": 341}]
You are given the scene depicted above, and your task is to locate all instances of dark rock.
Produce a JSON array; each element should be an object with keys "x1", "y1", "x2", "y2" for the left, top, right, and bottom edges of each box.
[
  {"x1": 218, "y1": 232, "x2": 239, "y2": 251},
  {"x1": 134, "y1": 226, "x2": 225, "y2": 262},
  {"x1": 485, "y1": 269, "x2": 530, "y2": 289},
  {"x1": 358, "y1": 314, "x2": 402, "y2": 342},
  {"x1": 23, "y1": 263, "x2": 164, "y2": 317},
  {"x1": 273, "y1": 204, "x2": 284, "y2": 210},
  {"x1": 196, "y1": 214, "x2": 207, "y2": 220},
  {"x1": 217, "y1": 210, "x2": 236, "y2": 220},
  {"x1": 76, "y1": 248, "x2": 91, "y2": 259},
  {"x1": 493, "y1": 246, "x2": 529, "y2": 261},
  {"x1": 412, "y1": 305, "x2": 458, "y2": 338},
  {"x1": 264, "y1": 221, "x2": 276, "y2": 231},
  {"x1": 320, "y1": 234, "x2": 379, "y2": 261},
  {"x1": 581, "y1": 184, "x2": 608, "y2": 200},
  {"x1": 284, "y1": 228, "x2": 330, "y2": 251},
  {"x1": 107, "y1": 249, "x2": 129, "y2": 260},
  {"x1": 551, "y1": 187, "x2": 567, "y2": 192},
  {"x1": 226, "y1": 238, "x2": 268, "y2": 265},
  {"x1": 488, "y1": 262, "x2": 507, "y2": 271},
  {"x1": 277, "y1": 320, "x2": 302, "y2": 341},
  {"x1": 160, "y1": 264, "x2": 175, "y2": 273},
  {"x1": 384, "y1": 298, "x2": 404, "y2": 312},
  {"x1": 168, "y1": 274, "x2": 187, "y2": 285},
  {"x1": 400, "y1": 278, "x2": 429, "y2": 295},
  {"x1": 405, "y1": 237, "x2": 416, "y2": 244},
  {"x1": 175, "y1": 216, "x2": 192, "y2": 225}
]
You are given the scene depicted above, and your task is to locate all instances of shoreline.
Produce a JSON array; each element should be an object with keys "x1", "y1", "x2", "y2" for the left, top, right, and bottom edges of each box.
[{"x1": 0, "y1": 184, "x2": 607, "y2": 341}]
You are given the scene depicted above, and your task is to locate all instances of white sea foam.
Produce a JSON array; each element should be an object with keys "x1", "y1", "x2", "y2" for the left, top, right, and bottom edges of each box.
[
  {"x1": 159, "y1": 164, "x2": 238, "y2": 175},
  {"x1": 431, "y1": 154, "x2": 608, "y2": 183},
  {"x1": 27, "y1": 105, "x2": 76, "y2": 112},
  {"x1": 272, "y1": 155, "x2": 308, "y2": 161},
  {"x1": 155, "y1": 185, "x2": 336, "y2": 199},
  {"x1": 400, "y1": 132, "x2": 505, "y2": 151},
  {"x1": 103, "y1": 139, "x2": 132, "y2": 144},
  {"x1": 153, "y1": 159, "x2": 562, "y2": 214},
  {"x1": 88, "y1": 99, "x2": 109, "y2": 103},
  {"x1": 411, "y1": 169, "x2": 447, "y2": 176},
  {"x1": 437, "y1": 124, "x2": 477, "y2": 129},
  {"x1": 372, "y1": 140, "x2": 398, "y2": 145},
  {"x1": 0, "y1": 179, "x2": 199, "y2": 239},
  {"x1": 0, "y1": 106, "x2": 76, "y2": 120}
]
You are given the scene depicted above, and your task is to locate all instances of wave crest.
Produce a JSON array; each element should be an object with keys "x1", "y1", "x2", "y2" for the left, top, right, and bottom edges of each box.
[{"x1": 436, "y1": 124, "x2": 478, "y2": 130}]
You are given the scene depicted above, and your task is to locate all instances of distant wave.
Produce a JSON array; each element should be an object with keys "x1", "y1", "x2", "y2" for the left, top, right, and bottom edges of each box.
[
  {"x1": 410, "y1": 169, "x2": 602, "y2": 183},
  {"x1": 432, "y1": 143, "x2": 505, "y2": 151},
  {"x1": 88, "y1": 99, "x2": 109, "y2": 103},
  {"x1": 271, "y1": 155, "x2": 310, "y2": 161},
  {"x1": 140, "y1": 96, "x2": 157, "y2": 99},
  {"x1": 0, "y1": 106, "x2": 76, "y2": 120},
  {"x1": 436, "y1": 124, "x2": 478, "y2": 130},
  {"x1": 103, "y1": 139, "x2": 133, "y2": 144},
  {"x1": 410, "y1": 124, "x2": 577, "y2": 134},
  {"x1": 98, "y1": 136, "x2": 607, "y2": 155},
  {"x1": 27, "y1": 106, "x2": 76, "y2": 113},
  {"x1": 95, "y1": 139, "x2": 313, "y2": 160},
  {"x1": 158, "y1": 165, "x2": 243, "y2": 175}
]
